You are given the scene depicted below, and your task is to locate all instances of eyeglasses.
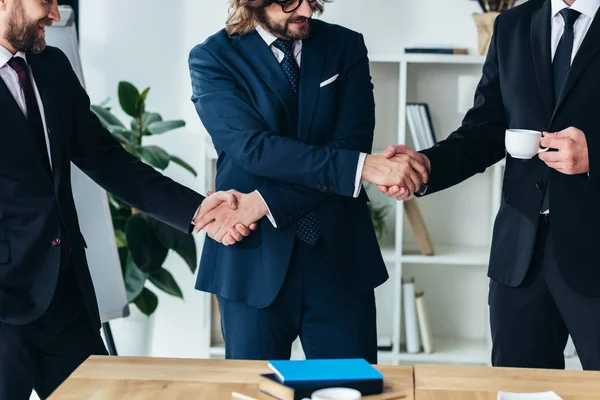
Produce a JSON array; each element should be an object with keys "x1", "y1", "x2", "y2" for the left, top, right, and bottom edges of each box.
[{"x1": 271, "y1": 0, "x2": 318, "y2": 14}]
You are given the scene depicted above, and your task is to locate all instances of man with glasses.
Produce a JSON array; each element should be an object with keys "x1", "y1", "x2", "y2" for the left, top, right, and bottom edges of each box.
[{"x1": 189, "y1": 0, "x2": 428, "y2": 362}]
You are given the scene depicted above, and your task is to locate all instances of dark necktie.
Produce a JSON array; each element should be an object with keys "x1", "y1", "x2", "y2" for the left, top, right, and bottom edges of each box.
[
  {"x1": 8, "y1": 56, "x2": 71, "y2": 269},
  {"x1": 272, "y1": 39, "x2": 321, "y2": 245},
  {"x1": 553, "y1": 8, "x2": 581, "y2": 104},
  {"x1": 541, "y1": 8, "x2": 581, "y2": 212},
  {"x1": 7, "y1": 56, "x2": 52, "y2": 173}
]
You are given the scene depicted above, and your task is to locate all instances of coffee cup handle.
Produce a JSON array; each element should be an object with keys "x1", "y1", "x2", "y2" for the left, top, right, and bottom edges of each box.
[{"x1": 537, "y1": 147, "x2": 549, "y2": 154}]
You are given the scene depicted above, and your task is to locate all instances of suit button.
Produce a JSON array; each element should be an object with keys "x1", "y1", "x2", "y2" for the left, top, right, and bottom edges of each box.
[
  {"x1": 51, "y1": 238, "x2": 61, "y2": 246},
  {"x1": 332, "y1": 185, "x2": 340, "y2": 193},
  {"x1": 536, "y1": 180, "x2": 544, "y2": 190}
]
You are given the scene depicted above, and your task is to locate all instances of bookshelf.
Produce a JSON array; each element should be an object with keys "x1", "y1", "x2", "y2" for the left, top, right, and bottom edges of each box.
[{"x1": 200, "y1": 53, "x2": 581, "y2": 369}]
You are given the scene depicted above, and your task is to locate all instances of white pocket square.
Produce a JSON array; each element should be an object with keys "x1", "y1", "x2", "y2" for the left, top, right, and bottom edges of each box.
[{"x1": 320, "y1": 74, "x2": 339, "y2": 88}]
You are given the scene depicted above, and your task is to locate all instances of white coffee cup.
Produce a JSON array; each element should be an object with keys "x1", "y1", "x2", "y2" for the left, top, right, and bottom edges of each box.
[
  {"x1": 311, "y1": 387, "x2": 362, "y2": 400},
  {"x1": 505, "y1": 129, "x2": 549, "y2": 159}
]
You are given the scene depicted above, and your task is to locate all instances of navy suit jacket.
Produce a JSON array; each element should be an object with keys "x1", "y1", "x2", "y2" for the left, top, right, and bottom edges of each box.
[
  {"x1": 189, "y1": 20, "x2": 388, "y2": 309},
  {"x1": 419, "y1": 0, "x2": 600, "y2": 296},
  {"x1": 0, "y1": 47, "x2": 204, "y2": 328}
]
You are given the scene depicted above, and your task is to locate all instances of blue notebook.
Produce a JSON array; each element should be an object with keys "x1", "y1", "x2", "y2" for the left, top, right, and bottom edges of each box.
[{"x1": 267, "y1": 359, "x2": 384, "y2": 384}]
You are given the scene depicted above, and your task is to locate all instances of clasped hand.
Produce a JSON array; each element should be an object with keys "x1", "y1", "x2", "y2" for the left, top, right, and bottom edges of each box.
[
  {"x1": 192, "y1": 190, "x2": 267, "y2": 246},
  {"x1": 362, "y1": 145, "x2": 431, "y2": 201}
]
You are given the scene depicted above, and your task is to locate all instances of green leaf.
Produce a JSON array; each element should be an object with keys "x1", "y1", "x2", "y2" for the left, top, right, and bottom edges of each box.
[
  {"x1": 136, "y1": 87, "x2": 150, "y2": 116},
  {"x1": 147, "y1": 120, "x2": 185, "y2": 135},
  {"x1": 133, "y1": 288, "x2": 158, "y2": 317},
  {"x1": 125, "y1": 213, "x2": 169, "y2": 274},
  {"x1": 149, "y1": 268, "x2": 183, "y2": 299},
  {"x1": 91, "y1": 105, "x2": 125, "y2": 128},
  {"x1": 114, "y1": 230, "x2": 127, "y2": 248},
  {"x1": 97, "y1": 98, "x2": 111, "y2": 108},
  {"x1": 118, "y1": 81, "x2": 140, "y2": 118},
  {"x1": 141, "y1": 112, "x2": 163, "y2": 134},
  {"x1": 137, "y1": 145, "x2": 170, "y2": 170},
  {"x1": 148, "y1": 219, "x2": 197, "y2": 273},
  {"x1": 170, "y1": 155, "x2": 197, "y2": 177},
  {"x1": 107, "y1": 126, "x2": 135, "y2": 145},
  {"x1": 125, "y1": 257, "x2": 148, "y2": 302}
]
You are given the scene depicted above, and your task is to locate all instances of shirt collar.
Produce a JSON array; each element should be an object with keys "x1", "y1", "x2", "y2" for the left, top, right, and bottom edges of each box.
[
  {"x1": 256, "y1": 24, "x2": 278, "y2": 47},
  {"x1": 0, "y1": 45, "x2": 27, "y2": 69},
  {"x1": 255, "y1": 24, "x2": 301, "y2": 48},
  {"x1": 551, "y1": 0, "x2": 600, "y2": 19}
]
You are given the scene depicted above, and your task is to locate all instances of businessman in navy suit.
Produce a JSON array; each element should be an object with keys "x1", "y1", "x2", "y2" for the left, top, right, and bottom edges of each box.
[{"x1": 189, "y1": 0, "x2": 428, "y2": 362}]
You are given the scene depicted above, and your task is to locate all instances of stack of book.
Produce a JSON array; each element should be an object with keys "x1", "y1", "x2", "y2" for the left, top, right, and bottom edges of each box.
[
  {"x1": 404, "y1": 46, "x2": 469, "y2": 55},
  {"x1": 258, "y1": 359, "x2": 384, "y2": 400}
]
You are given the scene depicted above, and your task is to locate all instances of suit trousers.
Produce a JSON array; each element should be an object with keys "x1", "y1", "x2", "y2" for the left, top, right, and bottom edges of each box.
[
  {"x1": 489, "y1": 215, "x2": 600, "y2": 370},
  {"x1": 0, "y1": 264, "x2": 108, "y2": 400},
  {"x1": 217, "y1": 238, "x2": 378, "y2": 363}
]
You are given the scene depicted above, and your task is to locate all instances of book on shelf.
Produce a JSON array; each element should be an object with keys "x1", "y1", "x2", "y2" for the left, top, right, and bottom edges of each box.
[
  {"x1": 404, "y1": 47, "x2": 469, "y2": 55},
  {"x1": 400, "y1": 281, "x2": 436, "y2": 355},
  {"x1": 404, "y1": 198, "x2": 434, "y2": 256},
  {"x1": 415, "y1": 291, "x2": 434, "y2": 354},
  {"x1": 406, "y1": 103, "x2": 436, "y2": 151},
  {"x1": 402, "y1": 277, "x2": 421, "y2": 354}
]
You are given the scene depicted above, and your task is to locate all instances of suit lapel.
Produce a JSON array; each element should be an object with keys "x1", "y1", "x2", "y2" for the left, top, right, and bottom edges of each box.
[
  {"x1": 530, "y1": 0, "x2": 554, "y2": 118},
  {"x1": 298, "y1": 22, "x2": 326, "y2": 143},
  {"x1": 233, "y1": 31, "x2": 298, "y2": 132},
  {"x1": 28, "y1": 53, "x2": 63, "y2": 190},
  {"x1": 553, "y1": 8, "x2": 600, "y2": 116}
]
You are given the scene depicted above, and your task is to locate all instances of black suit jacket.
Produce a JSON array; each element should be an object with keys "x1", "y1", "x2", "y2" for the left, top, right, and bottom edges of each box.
[
  {"x1": 419, "y1": 0, "x2": 600, "y2": 296},
  {"x1": 0, "y1": 47, "x2": 204, "y2": 328}
]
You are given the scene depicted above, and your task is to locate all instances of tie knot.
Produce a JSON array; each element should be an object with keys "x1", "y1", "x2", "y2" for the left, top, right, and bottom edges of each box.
[
  {"x1": 7, "y1": 56, "x2": 27, "y2": 73},
  {"x1": 559, "y1": 8, "x2": 581, "y2": 27},
  {"x1": 272, "y1": 38, "x2": 294, "y2": 55}
]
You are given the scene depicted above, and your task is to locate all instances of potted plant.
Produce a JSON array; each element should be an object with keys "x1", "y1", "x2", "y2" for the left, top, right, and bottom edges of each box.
[
  {"x1": 368, "y1": 202, "x2": 391, "y2": 242},
  {"x1": 472, "y1": 0, "x2": 521, "y2": 55},
  {"x1": 91, "y1": 82, "x2": 198, "y2": 318}
]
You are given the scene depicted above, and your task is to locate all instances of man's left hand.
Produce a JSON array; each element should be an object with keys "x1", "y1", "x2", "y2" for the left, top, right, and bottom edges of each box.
[{"x1": 539, "y1": 127, "x2": 589, "y2": 175}]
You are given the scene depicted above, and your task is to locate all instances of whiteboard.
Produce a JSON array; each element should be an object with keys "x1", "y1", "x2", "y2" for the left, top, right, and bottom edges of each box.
[{"x1": 46, "y1": 6, "x2": 129, "y2": 323}]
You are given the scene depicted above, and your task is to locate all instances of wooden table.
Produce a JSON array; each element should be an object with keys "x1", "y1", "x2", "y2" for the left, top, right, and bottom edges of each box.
[
  {"x1": 414, "y1": 364, "x2": 600, "y2": 399},
  {"x1": 48, "y1": 356, "x2": 414, "y2": 400}
]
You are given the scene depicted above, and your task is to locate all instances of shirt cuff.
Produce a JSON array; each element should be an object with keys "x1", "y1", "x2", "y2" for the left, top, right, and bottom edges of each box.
[
  {"x1": 353, "y1": 153, "x2": 367, "y2": 198},
  {"x1": 255, "y1": 190, "x2": 277, "y2": 228}
]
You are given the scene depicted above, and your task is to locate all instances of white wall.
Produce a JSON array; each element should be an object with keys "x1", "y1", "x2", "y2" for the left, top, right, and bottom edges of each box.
[{"x1": 79, "y1": 0, "x2": 487, "y2": 358}]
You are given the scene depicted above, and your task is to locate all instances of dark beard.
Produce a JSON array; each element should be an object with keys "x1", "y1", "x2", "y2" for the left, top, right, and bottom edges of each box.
[
  {"x1": 256, "y1": 9, "x2": 310, "y2": 40},
  {"x1": 4, "y1": 3, "x2": 48, "y2": 53}
]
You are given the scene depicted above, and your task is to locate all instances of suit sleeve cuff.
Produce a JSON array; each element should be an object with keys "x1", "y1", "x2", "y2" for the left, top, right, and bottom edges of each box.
[
  {"x1": 255, "y1": 190, "x2": 277, "y2": 228},
  {"x1": 353, "y1": 153, "x2": 367, "y2": 198}
]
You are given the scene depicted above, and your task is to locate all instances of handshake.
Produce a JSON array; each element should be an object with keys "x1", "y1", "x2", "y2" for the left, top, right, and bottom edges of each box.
[{"x1": 192, "y1": 144, "x2": 430, "y2": 245}]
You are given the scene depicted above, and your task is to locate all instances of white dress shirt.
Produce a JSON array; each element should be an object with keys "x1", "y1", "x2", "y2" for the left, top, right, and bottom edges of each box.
[
  {"x1": 254, "y1": 25, "x2": 365, "y2": 227},
  {"x1": 550, "y1": 0, "x2": 600, "y2": 62},
  {"x1": 0, "y1": 45, "x2": 53, "y2": 169}
]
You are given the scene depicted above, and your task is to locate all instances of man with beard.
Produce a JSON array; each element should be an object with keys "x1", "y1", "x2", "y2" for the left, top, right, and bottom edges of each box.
[
  {"x1": 0, "y1": 0, "x2": 256, "y2": 398},
  {"x1": 188, "y1": 0, "x2": 428, "y2": 362}
]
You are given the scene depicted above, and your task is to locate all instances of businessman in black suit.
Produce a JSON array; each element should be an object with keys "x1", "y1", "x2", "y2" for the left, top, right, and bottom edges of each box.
[
  {"x1": 382, "y1": 0, "x2": 600, "y2": 370},
  {"x1": 0, "y1": 1, "x2": 253, "y2": 398}
]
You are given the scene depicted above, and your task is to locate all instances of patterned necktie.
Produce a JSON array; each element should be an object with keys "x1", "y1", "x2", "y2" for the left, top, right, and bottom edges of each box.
[
  {"x1": 272, "y1": 39, "x2": 321, "y2": 245},
  {"x1": 541, "y1": 8, "x2": 581, "y2": 213},
  {"x1": 8, "y1": 56, "x2": 52, "y2": 174},
  {"x1": 8, "y1": 56, "x2": 71, "y2": 269}
]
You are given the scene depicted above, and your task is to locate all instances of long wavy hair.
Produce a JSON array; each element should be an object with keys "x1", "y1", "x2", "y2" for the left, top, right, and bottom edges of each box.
[{"x1": 226, "y1": 0, "x2": 332, "y2": 36}]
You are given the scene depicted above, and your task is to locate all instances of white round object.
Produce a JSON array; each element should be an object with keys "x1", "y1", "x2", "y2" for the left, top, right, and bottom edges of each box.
[{"x1": 311, "y1": 387, "x2": 362, "y2": 400}]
